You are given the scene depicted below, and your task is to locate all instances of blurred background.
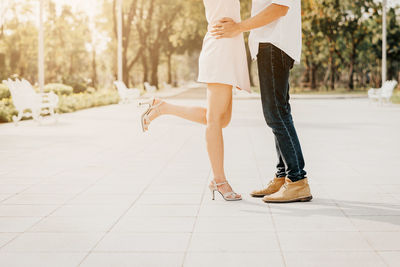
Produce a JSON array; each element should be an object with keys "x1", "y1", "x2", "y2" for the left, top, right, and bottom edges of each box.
[{"x1": 0, "y1": 0, "x2": 399, "y2": 123}]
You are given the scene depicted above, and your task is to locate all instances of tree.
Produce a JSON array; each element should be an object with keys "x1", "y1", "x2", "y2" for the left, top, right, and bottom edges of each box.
[
  {"x1": 340, "y1": 0, "x2": 376, "y2": 90},
  {"x1": 111, "y1": 0, "x2": 142, "y2": 86},
  {"x1": 45, "y1": 2, "x2": 91, "y2": 84},
  {"x1": 301, "y1": 0, "x2": 327, "y2": 90}
]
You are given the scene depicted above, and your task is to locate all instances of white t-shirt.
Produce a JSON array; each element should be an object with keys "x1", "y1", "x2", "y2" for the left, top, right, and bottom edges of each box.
[{"x1": 249, "y1": 0, "x2": 302, "y2": 63}]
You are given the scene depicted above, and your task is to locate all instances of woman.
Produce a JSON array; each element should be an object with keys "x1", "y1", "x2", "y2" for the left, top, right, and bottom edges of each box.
[{"x1": 140, "y1": 0, "x2": 250, "y2": 201}]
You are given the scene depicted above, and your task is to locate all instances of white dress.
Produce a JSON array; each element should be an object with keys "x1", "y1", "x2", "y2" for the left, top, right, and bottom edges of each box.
[{"x1": 198, "y1": 0, "x2": 251, "y2": 92}]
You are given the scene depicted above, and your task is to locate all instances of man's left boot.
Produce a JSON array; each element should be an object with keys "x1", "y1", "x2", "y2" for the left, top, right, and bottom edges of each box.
[{"x1": 263, "y1": 178, "x2": 312, "y2": 203}]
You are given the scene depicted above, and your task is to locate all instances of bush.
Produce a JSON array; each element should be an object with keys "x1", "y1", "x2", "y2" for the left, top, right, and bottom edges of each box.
[
  {"x1": 72, "y1": 83, "x2": 87, "y2": 94},
  {"x1": 391, "y1": 90, "x2": 400, "y2": 104},
  {"x1": 56, "y1": 90, "x2": 119, "y2": 114},
  {"x1": 0, "y1": 83, "x2": 10, "y2": 99},
  {"x1": 62, "y1": 77, "x2": 88, "y2": 94},
  {"x1": 44, "y1": 83, "x2": 73, "y2": 95},
  {"x1": 0, "y1": 90, "x2": 119, "y2": 123},
  {"x1": 0, "y1": 98, "x2": 17, "y2": 123}
]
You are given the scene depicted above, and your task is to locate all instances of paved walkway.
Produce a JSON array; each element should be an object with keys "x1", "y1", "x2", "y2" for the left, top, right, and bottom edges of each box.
[{"x1": 0, "y1": 90, "x2": 399, "y2": 267}]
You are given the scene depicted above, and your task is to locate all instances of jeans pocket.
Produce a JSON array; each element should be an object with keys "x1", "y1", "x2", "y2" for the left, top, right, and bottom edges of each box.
[
  {"x1": 281, "y1": 50, "x2": 294, "y2": 70},
  {"x1": 287, "y1": 56, "x2": 294, "y2": 70},
  {"x1": 288, "y1": 58, "x2": 294, "y2": 70}
]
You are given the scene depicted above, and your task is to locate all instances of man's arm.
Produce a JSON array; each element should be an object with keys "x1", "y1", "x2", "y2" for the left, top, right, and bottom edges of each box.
[{"x1": 211, "y1": 4, "x2": 289, "y2": 39}]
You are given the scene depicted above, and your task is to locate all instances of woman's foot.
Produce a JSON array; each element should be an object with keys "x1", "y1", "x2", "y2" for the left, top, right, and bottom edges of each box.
[
  {"x1": 140, "y1": 98, "x2": 165, "y2": 132},
  {"x1": 209, "y1": 179, "x2": 242, "y2": 201},
  {"x1": 147, "y1": 98, "x2": 164, "y2": 122}
]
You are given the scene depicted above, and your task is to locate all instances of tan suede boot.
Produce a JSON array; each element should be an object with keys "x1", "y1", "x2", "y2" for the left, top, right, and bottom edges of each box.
[
  {"x1": 263, "y1": 178, "x2": 312, "y2": 203},
  {"x1": 250, "y1": 177, "x2": 286, "y2": 198}
]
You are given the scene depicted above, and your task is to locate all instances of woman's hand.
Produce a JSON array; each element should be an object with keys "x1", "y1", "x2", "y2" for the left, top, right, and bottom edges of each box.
[{"x1": 211, "y1": 18, "x2": 243, "y2": 39}]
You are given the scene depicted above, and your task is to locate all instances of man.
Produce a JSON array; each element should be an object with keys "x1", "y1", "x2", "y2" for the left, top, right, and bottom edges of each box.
[{"x1": 211, "y1": 1, "x2": 312, "y2": 203}]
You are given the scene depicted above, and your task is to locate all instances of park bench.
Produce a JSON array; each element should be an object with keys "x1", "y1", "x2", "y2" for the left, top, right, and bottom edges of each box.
[
  {"x1": 368, "y1": 80, "x2": 398, "y2": 104},
  {"x1": 2, "y1": 78, "x2": 59, "y2": 125},
  {"x1": 162, "y1": 82, "x2": 173, "y2": 90},
  {"x1": 114, "y1": 81, "x2": 141, "y2": 104},
  {"x1": 144, "y1": 82, "x2": 157, "y2": 94}
]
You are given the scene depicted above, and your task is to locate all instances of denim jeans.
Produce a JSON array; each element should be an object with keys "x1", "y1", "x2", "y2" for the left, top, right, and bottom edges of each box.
[{"x1": 257, "y1": 43, "x2": 306, "y2": 182}]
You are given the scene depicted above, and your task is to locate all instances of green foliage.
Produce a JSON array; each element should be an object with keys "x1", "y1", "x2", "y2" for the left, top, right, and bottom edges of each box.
[
  {"x1": 1, "y1": 0, "x2": 399, "y2": 93},
  {"x1": 0, "y1": 98, "x2": 17, "y2": 123},
  {"x1": 299, "y1": 0, "x2": 400, "y2": 91},
  {"x1": 43, "y1": 83, "x2": 73, "y2": 95},
  {"x1": 391, "y1": 90, "x2": 400, "y2": 104},
  {"x1": 62, "y1": 77, "x2": 89, "y2": 94},
  {"x1": 0, "y1": 83, "x2": 10, "y2": 99},
  {"x1": 0, "y1": 90, "x2": 119, "y2": 123},
  {"x1": 56, "y1": 91, "x2": 119, "y2": 113}
]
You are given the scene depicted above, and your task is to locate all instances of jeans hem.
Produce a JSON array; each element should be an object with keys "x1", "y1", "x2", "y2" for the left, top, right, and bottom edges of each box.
[{"x1": 287, "y1": 176, "x2": 307, "y2": 182}]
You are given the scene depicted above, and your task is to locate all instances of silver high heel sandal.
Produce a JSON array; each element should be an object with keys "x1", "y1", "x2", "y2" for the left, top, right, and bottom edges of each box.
[
  {"x1": 138, "y1": 98, "x2": 164, "y2": 132},
  {"x1": 209, "y1": 180, "x2": 242, "y2": 201}
]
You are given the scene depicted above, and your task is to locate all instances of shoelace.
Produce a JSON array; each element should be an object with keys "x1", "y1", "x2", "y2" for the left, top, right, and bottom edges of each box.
[{"x1": 283, "y1": 182, "x2": 289, "y2": 190}]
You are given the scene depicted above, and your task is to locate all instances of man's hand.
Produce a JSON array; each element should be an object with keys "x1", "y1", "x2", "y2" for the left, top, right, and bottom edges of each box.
[
  {"x1": 211, "y1": 4, "x2": 289, "y2": 38},
  {"x1": 210, "y1": 18, "x2": 242, "y2": 39}
]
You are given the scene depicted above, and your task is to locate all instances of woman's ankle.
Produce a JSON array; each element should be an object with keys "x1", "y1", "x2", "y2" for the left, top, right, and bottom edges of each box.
[{"x1": 213, "y1": 176, "x2": 226, "y2": 183}]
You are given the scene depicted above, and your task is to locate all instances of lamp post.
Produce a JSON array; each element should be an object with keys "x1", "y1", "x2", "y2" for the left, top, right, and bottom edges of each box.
[
  {"x1": 382, "y1": 0, "x2": 387, "y2": 84},
  {"x1": 117, "y1": 0, "x2": 123, "y2": 82},
  {"x1": 38, "y1": 0, "x2": 44, "y2": 92}
]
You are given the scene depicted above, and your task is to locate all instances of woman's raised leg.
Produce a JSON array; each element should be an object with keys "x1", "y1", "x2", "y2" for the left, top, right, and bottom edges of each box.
[
  {"x1": 145, "y1": 100, "x2": 207, "y2": 126},
  {"x1": 144, "y1": 84, "x2": 239, "y2": 200}
]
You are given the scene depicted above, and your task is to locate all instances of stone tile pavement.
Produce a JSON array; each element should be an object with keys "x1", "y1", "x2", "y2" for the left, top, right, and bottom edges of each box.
[{"x1": 0, "y1": 91, "x2": 399, "y2": 267}]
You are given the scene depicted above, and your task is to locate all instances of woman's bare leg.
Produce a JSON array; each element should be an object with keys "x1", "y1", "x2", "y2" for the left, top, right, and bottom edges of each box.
[
  {"x1": 206, "y1": 83, "x2": 240, "y2": 199},
  {"x1": 161, "y1": 103, "x2": 207, "y2": 125},
  {"x1": 145, "y1": 84, "x2": 239, "y2": 199},
  {"x1": 205, "y1": 83, "x2": 231, "y2": 179},
  {"x1": 147, "y1": 101, "x2": 207, "y2": 125},
  {"x1": 147, "y1": 95, "x2": 231, "y2": 127}
]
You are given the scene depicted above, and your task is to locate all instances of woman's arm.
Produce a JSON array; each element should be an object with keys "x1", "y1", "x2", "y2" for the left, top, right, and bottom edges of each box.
[{"x1": 211, "y1": 4, "x2": 289, "y2": 39}]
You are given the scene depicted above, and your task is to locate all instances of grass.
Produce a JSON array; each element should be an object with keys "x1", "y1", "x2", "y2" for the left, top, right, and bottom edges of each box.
[
  {"x1": 391, "y1": 90, "x2": 400, "y2": 104},
  {"x1": 251, "y1": 86, "x2": 368, "y2": 95},
  {"x1": 291, "y1": 87, "x2": 368, "y2": 95},
  {"x1": 251, "y1": 86, "x2": 400, "y2": 104}
]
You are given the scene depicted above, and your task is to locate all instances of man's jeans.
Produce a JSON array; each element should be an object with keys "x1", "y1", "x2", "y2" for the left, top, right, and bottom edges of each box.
[{"x1": 257, "y1": 43, "x2": 306, "y2": 182}]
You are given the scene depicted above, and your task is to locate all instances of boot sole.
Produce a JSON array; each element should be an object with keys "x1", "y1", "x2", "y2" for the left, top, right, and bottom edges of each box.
[
  {"x1": 250, "y1": 194, "x2": 267, "y2": 198},
  {"x1": 263, "y1": 195, "x2": 313, "y2": 203},
  {"x1": 251, "y1": 192, "x2": 280, "y2": 198}
]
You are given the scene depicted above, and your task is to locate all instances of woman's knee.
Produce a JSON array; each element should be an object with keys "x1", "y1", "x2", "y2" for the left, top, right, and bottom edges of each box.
[
  {"x1": 206, "y1": 111, "x2": 224, "y2": 128},
  {"x1": 221, "y1": 112, "x2": 232, "y2": 128}
]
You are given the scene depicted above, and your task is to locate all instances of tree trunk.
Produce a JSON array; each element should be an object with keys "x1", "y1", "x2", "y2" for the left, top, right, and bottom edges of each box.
[
  {"x1": 245, "y1": 42, "x2": 255, "y2": 87},
  {"x1": 303, "y1": 56, "x2": 310, "y2": 84},
  {"x1": 348, "y1": 45, "x2": 356, "y2": 91},
  {"x1": 122, "y1": 45, "x2": 130, "y2": 86},
  {"x1": 167, "y1": 52, "x2": 172, "y2": 85},
  {"x1": 310, "y1": 63, "x2": 317, "y2": 90},
  {"x1": 150, "y1": 48, "x2": 160, "y2": 88},
  {"x1": 142, "y1": 53, "x2": 148, "y2": 83},
  {"x1": 348, "y1": 61, "x2": 354, "y2": 91},
  {"x1": 69, "y1": 54, "x2": 74, "y2": 76},
  {"x1": 0, "y1": 53, "x2": 5, "y2": 80},
  {"x1": 91, "y1": 49, "x2": 97, "y2": 89},
  {"x1": 328, "y1": 52, "x2": 335, "y2": 90}
]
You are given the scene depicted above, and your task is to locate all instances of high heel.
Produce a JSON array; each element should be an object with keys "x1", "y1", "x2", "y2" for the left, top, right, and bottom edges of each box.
[
  {"x1": 138, "y1": 98, "x2": 164, "y2": 132},
  {"x1": 208, "y1": 180, "x2": 242, "y2": 201}
]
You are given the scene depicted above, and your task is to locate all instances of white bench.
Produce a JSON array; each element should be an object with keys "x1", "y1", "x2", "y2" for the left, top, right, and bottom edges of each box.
[
  {"x1": 162, "y1": 82, "x2": 173, "y2": 90},
  {"x1": 114, "y1": 81, "x2": 141, "y2": 104},
  {"x1": 144, "y1": 82, "x2": 157, "y2": 94},
  {"x1": 3, "y1": 79, "x2": 59, "y2": 125},
  {"x1": 368, "y1": 80, "x2": 398, "y2": 104}
]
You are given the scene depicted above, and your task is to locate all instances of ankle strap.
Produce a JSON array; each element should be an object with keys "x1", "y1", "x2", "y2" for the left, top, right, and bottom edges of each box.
[{"x1": 212, "y1": 180, "x2": 228, "y2": 186}]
